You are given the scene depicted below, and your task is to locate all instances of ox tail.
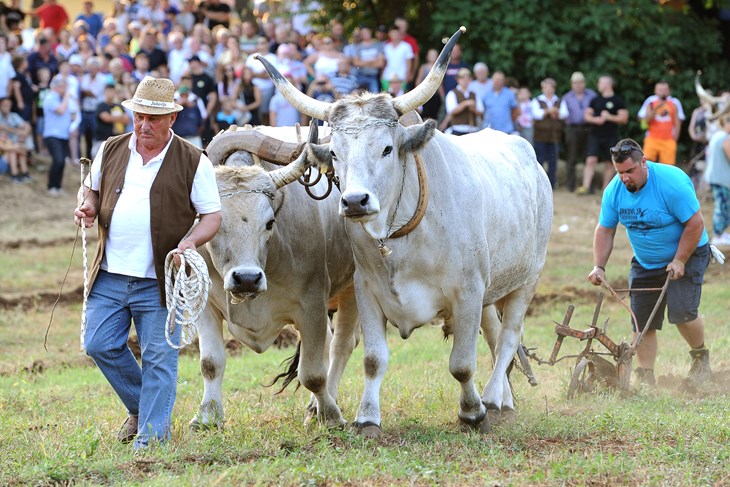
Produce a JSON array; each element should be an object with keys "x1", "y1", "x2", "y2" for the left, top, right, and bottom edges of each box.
[{"x1": 266, "y1": 340, "x2": 302, "y2": 395}]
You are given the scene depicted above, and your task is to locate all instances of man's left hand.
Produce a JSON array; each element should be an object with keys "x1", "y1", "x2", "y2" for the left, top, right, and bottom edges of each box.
[
  {"x1": 174, "y1": 238, "x2": 197, "y2": 267},
  {"x1": 666, "y1": 259, "x2": 684, "y2": 280}
]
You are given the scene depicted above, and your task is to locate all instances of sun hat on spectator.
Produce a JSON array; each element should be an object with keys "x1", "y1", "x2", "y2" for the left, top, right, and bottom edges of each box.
[{"x1": 121, "y1": 76, "x2": 183, "y2": 115}]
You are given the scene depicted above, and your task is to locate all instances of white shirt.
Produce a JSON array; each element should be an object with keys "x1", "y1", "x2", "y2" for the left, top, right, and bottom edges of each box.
[
  {"x1": 0, "y1": 52, "x2": 16, "y2": 98},
  {"x1": 531, "y1": 94, "x2": 569, "y2": 121},
  {"x1": 382, "y1": 41, "x2": 414, "y2": 82},
  {"x1": 245, "y1": 52, "x2": 277, "y2": 91},
  {"x1": 90, "y1": 132, "x2": 221, "y2": 279}
]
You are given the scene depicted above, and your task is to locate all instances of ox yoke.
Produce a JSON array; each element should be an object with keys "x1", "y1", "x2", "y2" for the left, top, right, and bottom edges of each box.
[{"x1": 348, "y1": 129, "x2": 553, "y2": 337}]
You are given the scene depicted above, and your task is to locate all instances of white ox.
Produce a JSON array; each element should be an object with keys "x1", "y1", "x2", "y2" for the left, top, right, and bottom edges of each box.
[
  {"x1": 695, "y1": 72, "x2": 730, "y2": 141},
  {"x1": 255, "y1": 27, "x2": 553, "y2": 435},
  {"x1": 190, "y1": 124, "x2": 358, "y2": 429}
]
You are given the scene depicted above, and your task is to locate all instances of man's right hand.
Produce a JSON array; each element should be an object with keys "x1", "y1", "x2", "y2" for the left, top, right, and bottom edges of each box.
[
  {"x1": 74, "y1": 203, "x2": 97, "y2": 228},
  {"x1": 587, "y1": 266, "x2": 605, "y2": 286}
]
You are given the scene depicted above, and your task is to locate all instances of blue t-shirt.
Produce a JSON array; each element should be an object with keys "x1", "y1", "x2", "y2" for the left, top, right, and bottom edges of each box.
[
  {"x1": 482, "y1": 88, "x2": 518, "y2": 133},
  {"x1": 599, "y1": 161, "x2": 709, "y2": 269}
]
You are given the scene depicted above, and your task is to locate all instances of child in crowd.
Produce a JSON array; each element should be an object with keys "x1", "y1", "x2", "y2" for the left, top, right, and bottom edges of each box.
[
  {"x1": 516, "y1": 87, "x2": 534, "y2": 146},
  {"x1": 214, "y1": 97, "x2": 240, "y2": 132},
  {"x1": 0, "y1": 96, "x2": 31, "y2": 182}
]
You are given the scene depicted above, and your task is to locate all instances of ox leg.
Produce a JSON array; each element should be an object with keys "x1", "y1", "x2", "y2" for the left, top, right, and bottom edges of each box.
[
  {"x1": 353, "y1": 288, "x2": 388, "y2": 438},
  {"x1": 327, "y1": 285, "x2": 360, "y2": 403},
  {"x1": 450, "y1": 306, "x2": 488, "y2": 430},
  {"x1": 297, "y1": 305, "x2": 346, "y2": 428},
  {"x1": 481, "y1": 285, "x2": 535, "y2": 412},
  {"x1": 305, "y1": 320, "x2": 333, "y2": 422},
  {"x1": 479, "y1": 304, "x2": 515, "y2": 415},
  {"x1": 190, "y1": 305, "x2": 227, "y2": 430}
]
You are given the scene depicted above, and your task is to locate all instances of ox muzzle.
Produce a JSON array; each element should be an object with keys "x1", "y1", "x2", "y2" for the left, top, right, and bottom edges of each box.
[
  {"x1": 224, "y1": 266, "x2": 268, "y2": 303},
  {"x1": 340, "y1": 190, "x2": 379, "y2": 219}
]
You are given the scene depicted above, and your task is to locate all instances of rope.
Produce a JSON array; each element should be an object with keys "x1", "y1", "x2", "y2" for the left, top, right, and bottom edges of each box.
[
  {"x1": 80, "y1": 212, "x2": 89, "y2": 350},
  {"x1": 79, "y1": 158, "x2": 91, "y2": 351},
  {"x1": 164, "y1": 248, "x2": 210, "y2": 350}
]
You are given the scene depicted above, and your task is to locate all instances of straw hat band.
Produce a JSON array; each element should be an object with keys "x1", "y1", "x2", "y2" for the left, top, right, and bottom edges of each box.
[{"x1": 132, "y1": 97, "x2": 177, "y2": 109}]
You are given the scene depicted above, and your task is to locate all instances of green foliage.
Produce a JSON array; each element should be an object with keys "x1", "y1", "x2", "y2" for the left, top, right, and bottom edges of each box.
[
  {"x1": 431, "y1": 0, "x2": 730, "y2": 140},
  {"x1": 304, "y1": 0, "x2": 730, "y2": 142}
]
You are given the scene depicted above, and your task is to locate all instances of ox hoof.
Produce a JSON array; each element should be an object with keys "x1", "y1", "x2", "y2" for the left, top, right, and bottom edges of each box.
[
  {"x1": 189, "y1": 417, "x2": 222, "y2": 432},
  {"x1": 484, "y1": 407, "x2": 517, "y2": 427},
  {"x1": 459, "y1": 415, "x2": 491, "y2": 435},
  {"x1": 353, "y1": 421, "x2": 382, "y2": 439}
]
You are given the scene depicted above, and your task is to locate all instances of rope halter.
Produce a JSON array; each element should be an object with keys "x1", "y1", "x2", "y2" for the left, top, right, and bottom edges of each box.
[{"x1": 164, "y1": 248, "x2": 211, "y2": 350}]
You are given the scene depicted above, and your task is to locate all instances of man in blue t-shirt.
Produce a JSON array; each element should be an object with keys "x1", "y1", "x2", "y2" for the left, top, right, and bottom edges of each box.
[{"x1": 587, "y1": 138, "x2": 711, "y2": 388}]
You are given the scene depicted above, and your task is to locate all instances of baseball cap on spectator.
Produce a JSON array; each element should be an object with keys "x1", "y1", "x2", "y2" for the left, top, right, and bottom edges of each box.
[
  {"x1": 377, "y1": 25, "x2": 387, "y2": 33},
  {"x1": 165, "y1": 6, "x2": 179, "y2": 15},
  {"x1": 188, "y1": 55, "x2": 206, "y2": 65},
  {"x1": 69, "y1": 54, "x2": 84, "y2": 66},
  {"x1": 129, "y1": 20, "x2": 143, "y2": 31}
]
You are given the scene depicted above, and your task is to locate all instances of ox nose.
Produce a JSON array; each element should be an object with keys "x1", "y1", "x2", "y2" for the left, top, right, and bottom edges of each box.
[
  {"x1": 340, "y1": 192, "x2": 372, "y2": 216},
  {"x1": 230, "y1": 270, "x2": 264, "y2": 293}
]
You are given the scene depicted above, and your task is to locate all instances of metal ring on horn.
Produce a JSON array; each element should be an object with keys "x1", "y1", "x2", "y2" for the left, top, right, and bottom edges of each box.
[{"x1": 297, "y1": 166, "x2": 322, "y2": 187}]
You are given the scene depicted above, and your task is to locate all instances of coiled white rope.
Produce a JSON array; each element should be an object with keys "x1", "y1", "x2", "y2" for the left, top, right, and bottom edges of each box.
[{"x1": 164, "y1": 248, "x2": 210, "y2": 349}]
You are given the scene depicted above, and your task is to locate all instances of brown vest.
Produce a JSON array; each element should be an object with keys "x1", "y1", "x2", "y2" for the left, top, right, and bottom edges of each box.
[
  {"x1": 89, "y1": 132, "x2": 203, "y2": 306},
  {"x1": 533, "y1": 97, "x2": 564, "y2": 143},
  {"x1": 450, "y1": 89, "x2": 478, "y2": 128}
]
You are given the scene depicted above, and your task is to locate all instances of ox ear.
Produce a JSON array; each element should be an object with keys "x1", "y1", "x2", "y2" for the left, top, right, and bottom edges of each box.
[
  {"x1": 400, "y1": 119, "x2": 437, "y2": 155},
  {"x1": 306, "y1": 143, "x2": 333, "y2": 174}
]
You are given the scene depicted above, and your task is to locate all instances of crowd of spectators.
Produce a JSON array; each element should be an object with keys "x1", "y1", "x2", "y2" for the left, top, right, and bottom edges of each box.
[{"x1": 0, "y1": 0, "x2": 706, "y2": 196}]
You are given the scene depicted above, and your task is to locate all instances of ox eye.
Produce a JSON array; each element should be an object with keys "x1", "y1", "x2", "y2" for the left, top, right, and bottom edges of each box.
[
  {"x1": 382, "y1": 146, "x2": 393, "y2": 157},
  {"x1": 329, "y1": 150, "x2": 337, "y2": 161},
  {"x1": 266, "y1": 219, "x2": 275, "y2": 231}
]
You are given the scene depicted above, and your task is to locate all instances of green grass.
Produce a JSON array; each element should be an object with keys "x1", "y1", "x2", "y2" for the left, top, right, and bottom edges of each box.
[{"x1": 1, "y1": 187, "x2": 729, "y2": 485}]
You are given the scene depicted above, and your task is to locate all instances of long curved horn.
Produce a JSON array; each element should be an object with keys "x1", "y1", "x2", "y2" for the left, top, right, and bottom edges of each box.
[
  {"x1": 268, "y1": 121, "x2": 319, "y2": 189},
  {"x1": 392, "y1": 26, "x2": 466, "y2": 115},
  {"x1": 255, "y1": 54, "x2": 331, "y2": 121},
  {"x1": 206, "y1": 128, "x2": 305, "y2": 166},
  {"x1": 695, "y1": 71, "x2": 723, "y2": 106},
  {"x1": 708, "y1": 98, "x2": 730, "y2": 122}
]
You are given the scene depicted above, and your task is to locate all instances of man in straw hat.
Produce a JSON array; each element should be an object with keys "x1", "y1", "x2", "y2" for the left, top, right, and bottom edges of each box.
[{"x1": 73, "y1": 76, "x2": 221, "y2": 451}]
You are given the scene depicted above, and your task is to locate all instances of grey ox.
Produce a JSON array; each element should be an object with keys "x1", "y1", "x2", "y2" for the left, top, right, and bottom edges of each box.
[
  {"x1": 190, "y1": 124, "x2": 358, "y2": 429},
  {"x1": 255, "y1": 27, "x2": 553, "y2": 435}
]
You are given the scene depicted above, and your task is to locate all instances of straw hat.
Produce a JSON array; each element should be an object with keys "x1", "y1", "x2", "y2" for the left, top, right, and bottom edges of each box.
[{"x1": 121, "y1": 76, "x2": 183, "y2": 115}]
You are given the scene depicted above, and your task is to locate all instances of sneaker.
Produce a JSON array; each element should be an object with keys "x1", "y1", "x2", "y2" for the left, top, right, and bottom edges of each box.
[
  {"x1": 117, "y1": 415, "x2": 139, "y2": 443},
  {"x1": 575, "y1": 186, "x2": 589, "y2": 196},
  {"x1": 11, "y1": 175, "x2": 23, "y2": 184},
  {"x1": 634, "y1": 367, "x2": 656, "y2": 388},
  {"x1": 687, "y1": 347, "x2": 712, "y2": 384},
  {"x1": 20, "y1": 173, "x2": 31, "y2": 182},
  {"x1": 47, "y1": 187, "x2": 65, "y2": 197},
  {"x1": 710, "y1": 234, "x2": 730, "y2": 246}
]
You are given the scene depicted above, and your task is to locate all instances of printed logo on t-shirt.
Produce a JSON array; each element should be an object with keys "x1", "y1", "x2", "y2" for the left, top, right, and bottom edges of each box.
[{"x1": 620, "y1": 207, "x2": 661, "y2": 234}]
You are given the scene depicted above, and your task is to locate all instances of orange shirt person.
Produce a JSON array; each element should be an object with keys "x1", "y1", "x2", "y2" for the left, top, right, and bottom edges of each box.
[{"x1": 637, "y1": 81, "x2": 686, "y2": 166}]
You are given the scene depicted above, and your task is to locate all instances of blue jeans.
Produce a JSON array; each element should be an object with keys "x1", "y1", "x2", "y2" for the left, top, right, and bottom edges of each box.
[
  {"x1": 84, "y1": 270, "x2": 180, "y2": 449},
  {"x1": 44, "y1": 137, "x2": 69, "y2": 190},
  {"x1": 356, "y1": 73, "x2": 380, "y2": 94},
  {"x1": 534, "y1": 141, "x2": 559, "y2": 189}
]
